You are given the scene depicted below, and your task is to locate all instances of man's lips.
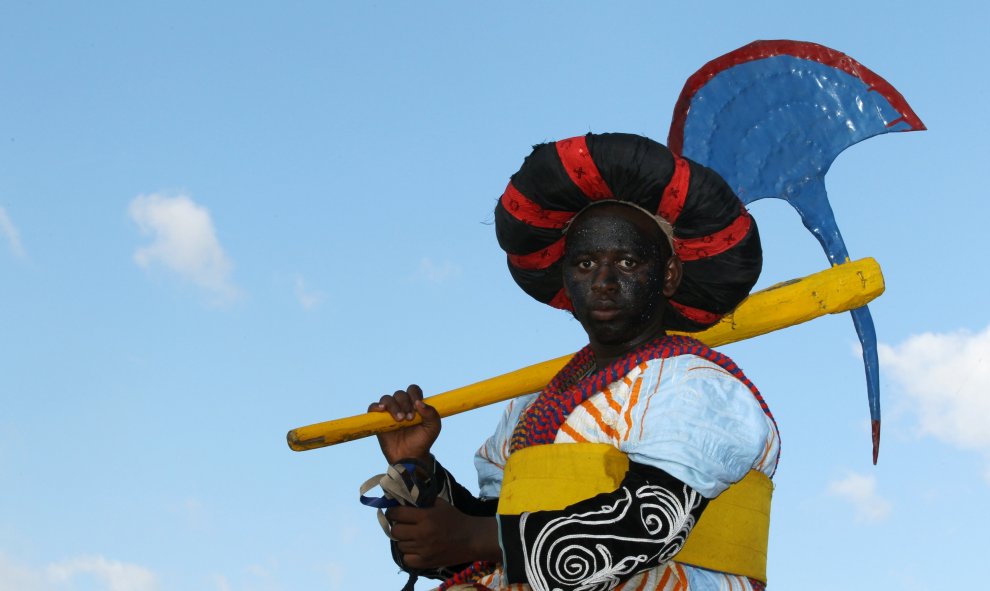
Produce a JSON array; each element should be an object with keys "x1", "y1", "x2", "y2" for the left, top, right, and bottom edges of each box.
[{"x1": 589, "y1": 303, "x2": 621, "y2": 321}]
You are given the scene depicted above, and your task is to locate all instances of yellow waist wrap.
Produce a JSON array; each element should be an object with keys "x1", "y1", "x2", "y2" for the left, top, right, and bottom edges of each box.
[{"x1": 496, "y1": 443, "x2": 772, "y2": 583}]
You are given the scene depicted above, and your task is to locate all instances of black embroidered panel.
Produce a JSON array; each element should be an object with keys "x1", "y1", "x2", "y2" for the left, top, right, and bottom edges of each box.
[{"x1": 499, "y1": 461, "x2": 708, "y2": 591}]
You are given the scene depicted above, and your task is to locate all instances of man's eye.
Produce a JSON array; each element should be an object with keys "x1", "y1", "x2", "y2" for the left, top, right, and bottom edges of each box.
[
  {"x1": 618, "y1": 259, "x2": 637, "y2": 269},
  {"x1": 577, "y1": 260, "x2": 594, "y2": 270}
]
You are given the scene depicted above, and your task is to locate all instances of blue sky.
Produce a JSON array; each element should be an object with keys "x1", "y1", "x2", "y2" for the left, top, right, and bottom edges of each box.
[{"x1": 1, "y1": 2, "x2": 986, "y2": 589}]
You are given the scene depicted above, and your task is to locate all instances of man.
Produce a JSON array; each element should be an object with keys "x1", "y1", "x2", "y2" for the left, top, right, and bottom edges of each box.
[{"x1": 368, "y1": 133, "x2": 779, "y2": 591}]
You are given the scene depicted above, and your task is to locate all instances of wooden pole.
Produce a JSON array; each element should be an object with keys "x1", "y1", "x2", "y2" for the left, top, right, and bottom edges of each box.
[{"x1": 287, "y1": 257, "x2": 884, "y2": 451}]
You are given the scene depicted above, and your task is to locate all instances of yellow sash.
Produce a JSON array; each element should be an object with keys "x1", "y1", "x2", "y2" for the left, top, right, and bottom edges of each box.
[{"x1": 497, "y1": 443, "x2": 772, "y2": 583}]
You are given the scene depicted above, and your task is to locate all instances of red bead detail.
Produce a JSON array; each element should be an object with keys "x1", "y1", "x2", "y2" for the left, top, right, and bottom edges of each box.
[
  {"x1": 500, "y1": 182, "x2": 575, "y2": 229},
  {"x1": 669, "y1": 300, "x2": 722, "y2": 324},
  {"x1": 555, "y1": 136, "x2": 613, "y2": 200},
  {"x1": 872, "y1": 419, "x2": 881, "y2": 465},
  {"x1": 548, "y1": 288, "x2": 573, "y2": 311},
  {"x1": 439, "y1": 560, "x2": 496, "y2": 590},
  {"x1": 507, "y1": 237, "x2": 565, "y2": 271},
  {"x1": 674, "y1": 210, "x2": 752, "y2": 261},
  {"x1": 658, "y1": 155, "x2": 691, "y2": 224}
]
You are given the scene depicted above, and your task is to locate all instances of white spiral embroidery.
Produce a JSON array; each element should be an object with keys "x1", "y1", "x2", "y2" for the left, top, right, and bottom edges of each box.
[{"x1": 520, "y1": 484, "x2": 702, "y2": 591}]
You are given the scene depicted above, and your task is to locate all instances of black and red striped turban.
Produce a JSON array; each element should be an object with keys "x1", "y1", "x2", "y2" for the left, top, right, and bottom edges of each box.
[{"x1": 494, "y1": 132, "x2": 762, "y2": 332}]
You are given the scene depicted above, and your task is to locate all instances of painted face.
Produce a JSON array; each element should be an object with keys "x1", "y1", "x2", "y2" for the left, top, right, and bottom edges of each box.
[{"x1": 562, "y1": 204, "x2": 678, "y2": 357}]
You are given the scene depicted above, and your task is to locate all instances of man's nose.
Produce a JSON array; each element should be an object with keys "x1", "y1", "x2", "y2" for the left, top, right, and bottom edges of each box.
[{"x1": 591, "y1": 263, "x2": 618, "y2": 293}]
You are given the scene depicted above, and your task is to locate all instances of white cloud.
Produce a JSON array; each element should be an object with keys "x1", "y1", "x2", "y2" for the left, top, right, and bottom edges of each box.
[
  {"x1": 0, "y1": 552, "x2": 46, "y2": 591},
  {"x1": 320, "y1": 561, "x2": 344, "y2": 590},
  {"x1": 0, "y1": 205, "x2": 26, "y2": 258},
  {"x1": 0, "y1": 553, "x2": 156, "y2": 591},
  {"x1": 246, "y1": 563, "x2": 270, "y2": 578},
  {"x1": 879, "y1": 324, "x2": 990, "y2": 476},
  {"x1": 129, "y1": 193, "x2": 238, "y2": 300},
  {"x1": 827, "y1": 472, "x2": 891, "y2": 523},
  {"x1": 48, "y1": 556, "x2": 157, "y2": 591},
  {"x1": 417, "y1": 257, "x2": 459, "y2": 283},
  {"x1": 212, "y1": 574, "x2": 231, "y2": 591},
  {"x1": 169, "y1": 496, "x2": 210, "y2": 531},
  {"x1": 294, "y1": 275, "x2": 323, "y2": 310}
]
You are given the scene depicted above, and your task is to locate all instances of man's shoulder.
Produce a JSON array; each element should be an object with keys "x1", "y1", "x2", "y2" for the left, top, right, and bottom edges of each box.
[
  {"x1": 637, "y1": 349, "x2": 747, "y2": 382},
  {"x1": 595, "y1": 352, "x2": 756, "y2": 411},
  {"x1": 635, "y1": 351, "x2": 772, "y2": 419}
]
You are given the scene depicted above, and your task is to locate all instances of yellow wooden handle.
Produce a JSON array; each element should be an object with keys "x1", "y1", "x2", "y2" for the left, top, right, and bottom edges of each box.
[{"x1": 287, "y1": 257, "x2": 884, "y2": 451}]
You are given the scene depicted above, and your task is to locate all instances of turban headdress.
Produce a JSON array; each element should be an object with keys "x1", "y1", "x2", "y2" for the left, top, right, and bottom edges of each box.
[{"x1": 494, "y1": 132, "x2": 762, "y2": 332}]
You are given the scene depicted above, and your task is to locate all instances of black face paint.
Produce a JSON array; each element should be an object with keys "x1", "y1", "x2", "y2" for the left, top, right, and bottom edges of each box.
[{"x1": 562, "y1": 205, "x2": 670, "y2": 362}]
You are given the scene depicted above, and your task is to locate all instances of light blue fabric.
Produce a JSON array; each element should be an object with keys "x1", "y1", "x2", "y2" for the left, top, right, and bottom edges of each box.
[
  {"x1": 683, "y1": 564, "x2": 754, "y2": 589},
  {"x1": 476, "y1": 392, "x2": 535, "y2": 499},
  {"x1": 618, "y1": 355, "x2": 771, "y2": 498}
]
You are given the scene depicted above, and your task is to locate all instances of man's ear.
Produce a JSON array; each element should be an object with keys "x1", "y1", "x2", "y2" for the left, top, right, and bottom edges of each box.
[{"x1": 662, "y1": 256, "x2": 683, "y2": 298}]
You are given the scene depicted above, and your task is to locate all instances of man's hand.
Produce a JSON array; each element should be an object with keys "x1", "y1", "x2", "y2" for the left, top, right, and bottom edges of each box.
[
  {"x1": 386, "y1": 499, "x2": 501, "y2": 569},
  {"x1": 368, "y1": 384, "x2": 441, "y2": 464}
]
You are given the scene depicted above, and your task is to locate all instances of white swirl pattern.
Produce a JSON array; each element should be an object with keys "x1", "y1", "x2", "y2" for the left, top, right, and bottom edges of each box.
[{"x1": 520, "y1": 483, "x2": 703, "y2": 591}]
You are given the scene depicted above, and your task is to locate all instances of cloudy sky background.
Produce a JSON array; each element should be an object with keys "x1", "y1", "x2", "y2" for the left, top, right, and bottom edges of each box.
[{"x1": 2, "y1": 2, "x2": 986, "y2": 589}]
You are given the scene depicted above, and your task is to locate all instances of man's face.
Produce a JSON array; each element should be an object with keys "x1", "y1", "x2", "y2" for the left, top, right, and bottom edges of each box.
[{"x1": 562, "y1": 204, "x2": 678, "y2": 355}]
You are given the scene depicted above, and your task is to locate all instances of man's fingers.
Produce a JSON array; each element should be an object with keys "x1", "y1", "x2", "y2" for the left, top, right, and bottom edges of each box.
[
  {"x1": 385, "y1": 506, "x2": 421, "y2": 524},
  {"x1": 390, "y1": 523, "x2": 413, "y2": 541},
  {"x1": 415, "y1": 399, "x2": 441, "y2": 429},
  {"x1": 392, "y1": 390, "x2": 418, "y2": 420},
  {"x1": 373, "y1": 395, "x2": 405, "y2": 422},
  {"x1": 372, "y1": 393, "x2": 416, "y2": 422},
  {"x1": 368, "y1": 386, "x2": 426, "y2": 422}
]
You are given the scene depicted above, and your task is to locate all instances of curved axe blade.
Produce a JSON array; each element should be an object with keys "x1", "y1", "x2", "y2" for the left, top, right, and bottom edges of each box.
[{"x1": 668, "y1": 40, "x2": 925, "y2": 463}]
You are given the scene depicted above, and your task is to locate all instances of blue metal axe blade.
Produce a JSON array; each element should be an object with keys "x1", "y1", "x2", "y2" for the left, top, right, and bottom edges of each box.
[{"x1": 669, "y1": 40, "x2": 925, "y2": 463}]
